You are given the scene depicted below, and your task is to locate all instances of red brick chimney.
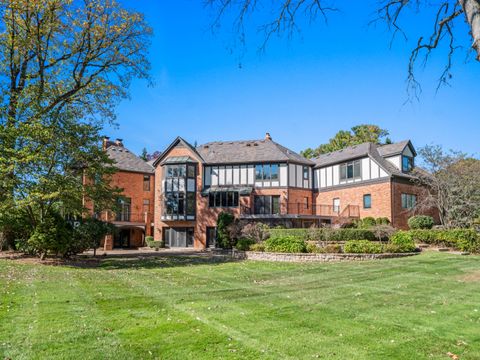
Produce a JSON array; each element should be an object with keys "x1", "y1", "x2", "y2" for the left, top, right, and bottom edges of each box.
[
  {"x1": 114, "y1": 138, "x2": 124, "y2": 147},
  {"x1": 265, "y1": 132, "x2": 272, "y2": 141},
  {"x1": 102, "y1": 136, "x2": 110, "y2": 150}
]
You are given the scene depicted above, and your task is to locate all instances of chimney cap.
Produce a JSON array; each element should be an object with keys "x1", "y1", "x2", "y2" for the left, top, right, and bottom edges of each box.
[{"x1": 265, "y1": 132, "x2": 272, "y2": 140}]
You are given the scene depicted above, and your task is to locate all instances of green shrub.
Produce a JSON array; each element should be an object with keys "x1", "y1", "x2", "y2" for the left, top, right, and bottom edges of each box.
[
  {"x1": 268, "y1": 228, "x2": 376, "y2": 242},
  {"x1": 409, "y1": 229, "x2": 479, "y2": 252},
  {"x1": 319, "y1": 244, "x2": 343, "y2": 253},
  {"x1": 382, "y1": 243, "x2": 403, "y2": 253},
  {"x1": 28, "y1": 212, "x2": 74, "y2": 258},
  {"x1": 344, "y1": 240, "x2": 382, "y2": 254},
  {"x1": 249, "y1": 243, "x2": 265, "y2": 252},
  {"x1": 327, "y1": 229, "x2": 376, "y2": 241},
  {"x1": 360, "y1": 217, "x2": 377, "y2": 229},
  {"x1": 235, "y1": 238, "x2": 255, "y2": 251},
  {"x1": 264, "y1": 236, "x2": 307, "y2": 253},
  {"x1": 390, "y1": 231, "x2": 416, "y2": 252},
  {"x1": 217, "y1": 212, "x2": 236, "y2": 249},
  {"x1": 145, "y1": 236, "x2": 164, "y2": 249},
  {"x1": 145, "y1": 236, "x2": 154, "y2": 245},
  {"x1": 306, "y1": 243, "x2": 321, "y2": 253},
  {"x1": 376, "y1": 217, "x2": 391, "y2": 225},
  {"x1": 408, "y1": 215, "x2": 435, "y2": 230}
]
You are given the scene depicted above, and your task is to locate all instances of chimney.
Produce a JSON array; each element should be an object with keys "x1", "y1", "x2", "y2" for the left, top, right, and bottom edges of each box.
[
  {"x1": 102, "y1": 136, "x2": 110, "y2": 150},
  {"x1": 115, "y1": 138, "x2": 124, "y2": 147},
  {"x1": 265, "y1": 132, "x2": 272, "y2": 141}
]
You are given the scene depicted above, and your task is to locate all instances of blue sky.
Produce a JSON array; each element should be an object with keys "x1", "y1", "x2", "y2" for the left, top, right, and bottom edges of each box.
[{"x1": 108, "y1": 0, "x2": 480, "y2": 157}]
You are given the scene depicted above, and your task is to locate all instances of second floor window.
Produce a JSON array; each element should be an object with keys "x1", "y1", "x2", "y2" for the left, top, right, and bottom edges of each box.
[
  {"x1": 363, "y1": 194, "x2": 372, "y2": 209},
  {"x1": 303, "y1": 166, "x2": 309, "y2": 181},
  {"x1": 401, "y1": 193, "x2": 417, "y2": 209},
  {"x1": 255, "y1": 164, "x2": 279, "y2": 182},
  {"x1": 340, "y1": 160, "x2": 361, "y2": 180},
  {"x1": 143, "y1": 175, "x2": 151, "y2": 191},
  {"x1": 116, "y1": 197, "x2": 131, "y2": 222}
]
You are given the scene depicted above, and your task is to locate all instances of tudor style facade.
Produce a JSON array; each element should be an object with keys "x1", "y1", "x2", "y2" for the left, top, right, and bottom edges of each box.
[
  {"x1": 150, "y1": 134, "x2": 436, "y2": 249},
  {"x1": 97, "y1": 133, "x2": 435, "y2": 249}
]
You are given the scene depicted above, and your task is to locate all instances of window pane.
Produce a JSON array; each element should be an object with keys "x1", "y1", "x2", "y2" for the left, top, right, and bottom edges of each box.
[
  {"x1": 255, "y1": 165, "x2": 263, "y2": 181},
  {"x1": 347, "y1": 164, "x2": 354, "y2": 179},
  {"x1": 227, "y1": 192, "x2": 234, "y2": 207},
  {"x1": 271, "y1": 164, "x2": 279, "y2": 181},
  {"x1": 263, "y1": 164, "x2": 270, "y2": 181},
  {"x1": 178, "y1": 193, "x2": 185, "y2": 215},
  {"x1": 254, "y1": 196, "x2": 263, "y2": 214},
  {"x1": 233, "y1": 192, "x2": 239, "y2": 207},
  {"x1": 187, "y1": 193, "x2": 195, "y2": 215},
  {"x1": 354, "y1": 161, "x2": 361, "y2": 178},
  {"x1": 143, "y1": 175, "x2": 150, "y2": 191},
  {"x1": 303, "y1": 166, "x2": 309, "y2": 180},
  {"x1": 264, "y1": 196, "x2": 271, "y2": 214},
  {"x1": 209, "y1": 193, "x2": 214, "y2": 207},
  {"x1": 272, "y1": 196, "x2": 280, "y2": 214},
  {"x1": 221, "y1": 192, "x2": 228, "y2": 207},
  {"x1": 340, "y1": 165, "x2": 347, "y2": 180},
  {"x1": 187, "y1": 165, "x2": 195, "y2": 178},
  {"x1": 215, "y1": 192, "x2": 221, "y2": 207}
]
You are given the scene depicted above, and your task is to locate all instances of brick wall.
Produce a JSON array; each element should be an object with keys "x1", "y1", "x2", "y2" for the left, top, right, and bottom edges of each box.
[{"x1": 314, "y1": 180, "x2": 393, "y2": 222}]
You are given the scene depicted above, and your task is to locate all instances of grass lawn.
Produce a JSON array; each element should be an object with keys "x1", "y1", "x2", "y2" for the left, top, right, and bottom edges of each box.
[{"x1": 1, "y1": 252, "x2": 480, "y2": 359}]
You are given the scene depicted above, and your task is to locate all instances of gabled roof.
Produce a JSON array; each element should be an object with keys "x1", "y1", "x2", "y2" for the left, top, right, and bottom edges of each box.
[
  {"x1": 106, "y1": 145, "x2": 154, "y2": 174},
  {"x1": 196, "y1": 138, "x2": 314, "y2": 165},
  {"x1": 378, "y1": 140, "x2": 417, "y2": 157},
  {"x1": 312, "y1": 141, "x2": 417, "y2": 180},
  {"x1": 152, "y1": 137, "x2": 204, "y2": 167}
]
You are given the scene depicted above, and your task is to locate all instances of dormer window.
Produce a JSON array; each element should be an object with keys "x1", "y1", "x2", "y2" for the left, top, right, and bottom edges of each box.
[{"x1": 402, "y1": 156, "x2": 414, "y2": 172}]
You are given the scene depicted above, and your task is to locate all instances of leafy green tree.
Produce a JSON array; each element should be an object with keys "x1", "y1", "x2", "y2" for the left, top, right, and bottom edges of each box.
[
  {"x1": 216, "y1": 212, "x2": 236, "y2": 249},
  {"x1": 75, "y1": 218, "x2": 115, "y2": 257},
  {"x1": 414, "y1": 145, "x2": 480, "y2": 228},
  {"x1": 301, "y1": 124, "x2": 390, "y2": 159},
  {"x1": 0, "y1": 0, "x2": 151, "y2": 249},
  {"x1": 140, "y1": 148, "x2": 148, "y2": 161}
]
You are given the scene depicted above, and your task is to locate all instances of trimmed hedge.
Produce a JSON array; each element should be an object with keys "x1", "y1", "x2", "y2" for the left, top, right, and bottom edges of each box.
[
  {"x1": 145, "y1": 236, "x2": 164, "y2": 249},
  {"x1": 235, "y1": 238, "x2": 255, "y2": 251},
  {"x1": 390, "y1": 231, "x2": 416, "y2": 252},
  {"x1": 408, "y1": 229, "x2": 479, "y2": 252},
  {"x1": 408, "y1": 215, "x2": 434, "y2": 230},
  {"x1": 264, "y1": 236, "x2": 307, "y2": 253},
  {"x1": 268, "y1": 228, "x2": 376, "y2": 242},
  {"x1": 344, "y1": 240, "x2": 382, "y2": 254}
]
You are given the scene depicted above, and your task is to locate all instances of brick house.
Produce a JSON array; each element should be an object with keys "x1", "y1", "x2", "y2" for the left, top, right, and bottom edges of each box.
[
  {"x1": 96, "y1": 138, "x2": 155, "y2": 250},
  {"x1": 149, "y1": 134, "x2": 435, "y2": 249}
]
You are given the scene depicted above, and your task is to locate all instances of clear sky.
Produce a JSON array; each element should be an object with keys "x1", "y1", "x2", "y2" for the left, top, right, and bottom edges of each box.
[{"x1": 108, "y1": 0, "x2": 480, "y2": 158}]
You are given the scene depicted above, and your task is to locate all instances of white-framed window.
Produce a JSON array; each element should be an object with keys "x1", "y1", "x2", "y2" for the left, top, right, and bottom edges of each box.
[{"x1": 340, "y1": 160, "x2": 361, "y2": 180}]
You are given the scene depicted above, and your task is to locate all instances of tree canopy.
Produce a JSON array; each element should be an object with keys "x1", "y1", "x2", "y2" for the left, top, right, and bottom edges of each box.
[
  {"x1": 0, "y1": 0, "x2": 151, "y2": 250},
  {"x1": 300, "y1": 124, "x2": 391, "y2": 159}
]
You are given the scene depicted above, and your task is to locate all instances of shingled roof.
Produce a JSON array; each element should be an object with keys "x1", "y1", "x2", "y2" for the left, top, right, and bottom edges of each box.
[
  {"x1": 196, "y1": 138, "x2": 314, "y2": 165},
  {"x1": 377, "y1": 140, "x2": 415, "y2": 157},
  {"x1": 312, "y1": 141, "x2": 416, "y2": 179},
  {"x1": 106, "y1": 145, "x2": 154, "y2": 174}
]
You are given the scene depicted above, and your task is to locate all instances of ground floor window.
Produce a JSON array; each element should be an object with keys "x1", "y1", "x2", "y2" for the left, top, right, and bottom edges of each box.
[
  {"x1": 254, "y1": 195, "x2": 280, "y2": 215},
  {"x1": 163, "y1": 227, "x2": 194, "y2": 248},
  {"x1": 209, "y1": 191, "x2": 239, "y2": 208},
  {"x1": 401, "y1": 193, "x2": 417, "y2": 209},
  {"x1": 206, "y1": 226, "x2": 217, "y2": 248},
  {"x1": 333, "y1": 198, "x2": 340, "y2": 213}
]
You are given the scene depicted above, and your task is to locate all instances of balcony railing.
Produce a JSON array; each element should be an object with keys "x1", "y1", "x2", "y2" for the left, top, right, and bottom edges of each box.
[
  {"x1": 113, "y1": 212, "x2": 151, "y2": 223},
  {"x1": 241, "y1": 203, "x2": 360, "y2": 218}
]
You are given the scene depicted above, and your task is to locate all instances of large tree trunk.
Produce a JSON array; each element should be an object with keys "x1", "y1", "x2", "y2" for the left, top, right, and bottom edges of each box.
[{"x1": 460, "y1": 0, "x2": 480, "y2": 60}]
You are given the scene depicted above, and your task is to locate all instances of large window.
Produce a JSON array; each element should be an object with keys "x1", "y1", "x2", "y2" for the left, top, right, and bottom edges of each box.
[
  {"x1": 163, "y1": 163, "x2": 196, "y2": 219},
  {"x1": 254, "y1": 195, "x2": 280, "y2": 215},
  {"x1": 255, "y1": 164, "x2": 280, "y2": 182},
  {"x1": 163, "y1": 227, "x2": 194, "y2": 248},
  {"x1": 116, "y1": 197, "x2": 131, "y2": 221},
  {"x1": 208, "y1": 191, "x2": 239, "y2": 208},
  {"x1": 143, "y1": 175, "x2": 151, "y2": 191},
  {"x1": 363, "y1": 194, "x2": 371, "y2": 209},
  {"x1": 340, "y1": 160, "x2": 361, "y2": 180},
  {"x1": 402, "y1": 156, "x2": 414, "y2": 172},
  {"x1": 401, "y1": 193, "x2": 417, "y2": 209},
  {"x1": 303, "y1": 166, "x2": 309, "y2": 180}
]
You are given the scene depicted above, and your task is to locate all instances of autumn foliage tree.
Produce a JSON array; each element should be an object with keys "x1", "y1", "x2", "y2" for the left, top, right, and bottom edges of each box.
[{"x1": 0, "y1": 0, "x2": 151, "y2": 250}]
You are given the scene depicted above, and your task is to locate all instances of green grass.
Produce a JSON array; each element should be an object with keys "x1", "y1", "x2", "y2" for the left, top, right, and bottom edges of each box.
[{"x1": 1, "y1": 252, "x2": 480, "y2": 359}]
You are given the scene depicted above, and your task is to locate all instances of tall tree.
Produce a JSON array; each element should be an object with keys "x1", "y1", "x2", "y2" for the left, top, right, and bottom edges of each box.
[
  {"x1": 140, "y1": 147, "x2": 148, "y2": 161},
  {"x1": 0, "y1": 0, "x2": 151, "y2": 248},
  {"x1": 207, "y1": 0, "x2": 480, "y2": 92},
  {"x1": 300, "y1": 124, "x2": 390, "y2": 159},
  {"x1": 413, "y1": 145, "x2": 480, "y2": 228}
]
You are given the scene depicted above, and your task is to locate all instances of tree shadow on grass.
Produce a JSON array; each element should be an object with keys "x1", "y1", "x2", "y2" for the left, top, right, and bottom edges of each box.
[{"x1": 99, "y1": 254, "x2": 240, "y2": 270}]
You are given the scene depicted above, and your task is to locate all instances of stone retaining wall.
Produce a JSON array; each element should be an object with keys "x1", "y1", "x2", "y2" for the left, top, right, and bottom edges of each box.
[{"x1": 230, "y1": 250, "x2": 418, "y2": 262}]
